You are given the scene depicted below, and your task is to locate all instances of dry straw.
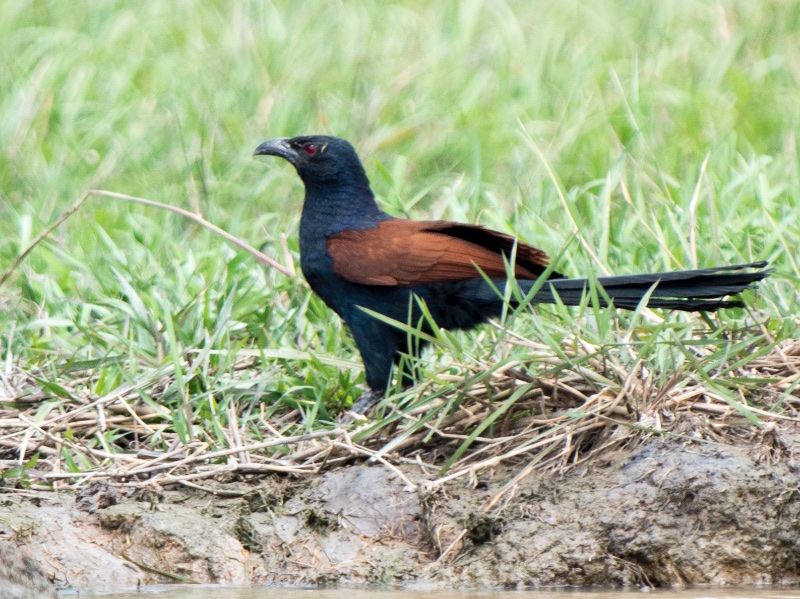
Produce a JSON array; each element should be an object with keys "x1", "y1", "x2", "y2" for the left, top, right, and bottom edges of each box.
[{"x1": 1, "y1": 190, "x2": 796, "y2": 497}]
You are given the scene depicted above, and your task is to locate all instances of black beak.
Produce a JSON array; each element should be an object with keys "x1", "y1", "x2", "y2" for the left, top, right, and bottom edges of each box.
[{"x1": 254, "y1": 138, "x2": 299, "y2": 164}]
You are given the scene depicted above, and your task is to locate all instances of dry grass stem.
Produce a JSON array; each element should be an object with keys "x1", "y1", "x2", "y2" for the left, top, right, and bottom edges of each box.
[{"x1": 8, "y1": 331, "x2": 779, "y2": 492}]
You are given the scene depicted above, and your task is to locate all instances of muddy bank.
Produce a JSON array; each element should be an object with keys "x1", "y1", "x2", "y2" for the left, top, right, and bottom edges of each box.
[{"x1": 1, "y1": 427, "x2": 799, "y2": 594}]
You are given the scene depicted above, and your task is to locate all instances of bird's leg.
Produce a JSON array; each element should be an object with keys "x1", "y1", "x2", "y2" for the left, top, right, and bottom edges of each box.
[
  {"x1": 344, "y1": 318, "x2": 402, "y2": 417},
  {"x1": 349, "y1": 388, "x2": 384, "y2": 415}
]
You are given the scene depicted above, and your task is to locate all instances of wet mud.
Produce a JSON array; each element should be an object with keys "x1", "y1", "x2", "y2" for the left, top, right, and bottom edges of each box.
[{"x1": 1, "y1": 425, "x2": 799, "y2": 594}]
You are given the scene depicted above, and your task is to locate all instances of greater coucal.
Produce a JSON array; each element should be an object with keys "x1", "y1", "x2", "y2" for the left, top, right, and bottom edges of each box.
[{"x1": 255, "y1": 135, "x2": 769, "y2": 413}]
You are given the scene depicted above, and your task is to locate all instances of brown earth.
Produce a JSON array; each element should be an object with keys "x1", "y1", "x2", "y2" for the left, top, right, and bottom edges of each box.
[{"x1": 1, "y1": 425, "x2": 799, "y2": 594}]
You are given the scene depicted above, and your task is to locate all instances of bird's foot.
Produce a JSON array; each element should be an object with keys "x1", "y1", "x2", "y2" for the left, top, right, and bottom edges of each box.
[
  {"x1": 350, "y1": 388, "x2": 384, "y2": 414},
  {"x1": 340, "y1": 388, "x2": 384, "y2": 424}
]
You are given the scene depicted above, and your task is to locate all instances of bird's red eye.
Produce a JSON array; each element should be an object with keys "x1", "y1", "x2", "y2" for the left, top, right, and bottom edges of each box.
[{"x1": 304, "y1": 144, "x2": 317, "y2": 156}]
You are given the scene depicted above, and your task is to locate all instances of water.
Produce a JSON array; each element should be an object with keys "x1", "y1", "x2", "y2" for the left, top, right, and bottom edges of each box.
[{"x1": 93, "y1": 586, "x2": 800, "y2": 599}]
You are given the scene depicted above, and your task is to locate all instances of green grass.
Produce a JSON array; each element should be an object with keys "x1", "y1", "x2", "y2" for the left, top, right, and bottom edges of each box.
[{"x1": 1, "y1": 1, "x2": 798, "y2": 485}]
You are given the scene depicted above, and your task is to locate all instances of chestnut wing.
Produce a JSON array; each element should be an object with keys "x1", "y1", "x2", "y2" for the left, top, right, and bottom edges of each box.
[{"x1": 326, "y1": 220, "x2": 554, "y2": 286}]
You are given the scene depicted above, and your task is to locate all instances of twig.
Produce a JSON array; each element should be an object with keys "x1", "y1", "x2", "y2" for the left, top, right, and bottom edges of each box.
[
  {"x1": 0, "y1": 189, "x2": 293, "y2": 292},
  {"x1": 0, "y1": 191, "x2": 91, "y2": 288},
  {"x1": 87, "y1": 189, "x2": 292, "y2": 276}
]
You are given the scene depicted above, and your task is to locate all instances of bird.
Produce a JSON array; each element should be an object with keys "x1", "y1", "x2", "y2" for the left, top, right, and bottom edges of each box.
[{"x1": 254, "y1": 135, "x2": 770, "y2": 414}]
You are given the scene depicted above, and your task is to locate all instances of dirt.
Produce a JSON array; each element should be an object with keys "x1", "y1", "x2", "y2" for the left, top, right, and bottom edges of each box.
[{"x1": 1, "y1": 425, "x2": 799, "y2": 594}]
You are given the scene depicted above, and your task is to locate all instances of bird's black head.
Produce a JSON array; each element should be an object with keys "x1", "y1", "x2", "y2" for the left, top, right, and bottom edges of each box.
[{"x1": 254, "y1": 135, "x2": 370, "y2": 191}]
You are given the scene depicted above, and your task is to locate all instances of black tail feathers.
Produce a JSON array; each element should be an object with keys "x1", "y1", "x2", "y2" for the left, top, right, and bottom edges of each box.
[{"x1": 524, "y1": 261, "x2": 771, "y2": 311}]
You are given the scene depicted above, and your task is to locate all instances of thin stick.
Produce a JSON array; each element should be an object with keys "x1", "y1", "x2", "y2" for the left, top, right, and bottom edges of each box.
[
  {"x1": 436, "y1": 529, "x2": 467, "y2": 564},
  {"x1": 125, "y1": 428, "x2": 348, "y2": 476},
  {"x1": 0, "y1": 191, "x2": 91, "y2": 288},
  {"x1": 688, "y1": 153, "x2": 710, "y2": 269},
  {"x1": 332, "y1": 439, "x2": 417, "y2": 491},
  {"x1": 0, "y1": 189, "x2": 293, "y2": 290},
  {"x1": 517, "y1": 122, "x2": 610, "y2": 275},
  {"x1": 87, "y1": 189, "x2": 293, "y2": 276}
]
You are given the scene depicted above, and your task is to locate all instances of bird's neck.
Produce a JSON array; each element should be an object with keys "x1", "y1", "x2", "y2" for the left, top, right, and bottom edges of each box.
[
  {"x1": 298, "y1": 183, "x2": 390, "y2": 285},
  {"x1": 300, "y1": 182, "x2": 390, "y2": 236}
]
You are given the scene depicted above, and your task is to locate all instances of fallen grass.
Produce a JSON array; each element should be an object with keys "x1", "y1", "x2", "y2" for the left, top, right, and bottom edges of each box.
[
  {"x1": 0, "y1": 186, "x2": 795, "y2": 496},
  {"x1": 1, "y1": 1, "x2": 799, "y2": 496},
  {"x1": 1, "y1": 282, "x2": 797, "y2": 496}
]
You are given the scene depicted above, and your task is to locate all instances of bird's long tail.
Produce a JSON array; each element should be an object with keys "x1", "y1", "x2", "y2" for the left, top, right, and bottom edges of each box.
[{"x1": 521, "y1": 261, "x2": 771, "y2": 311}]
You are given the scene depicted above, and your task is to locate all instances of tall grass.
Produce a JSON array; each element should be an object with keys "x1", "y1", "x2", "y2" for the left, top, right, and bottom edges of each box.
[{"x1": 0, "y1": 1, "x2": 798, "y2": 484}]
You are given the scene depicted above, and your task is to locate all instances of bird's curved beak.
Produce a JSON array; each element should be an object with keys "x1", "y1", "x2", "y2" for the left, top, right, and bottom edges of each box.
[{"x1": 254, "y1": 138, "x2": 298, "y2": 164}]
